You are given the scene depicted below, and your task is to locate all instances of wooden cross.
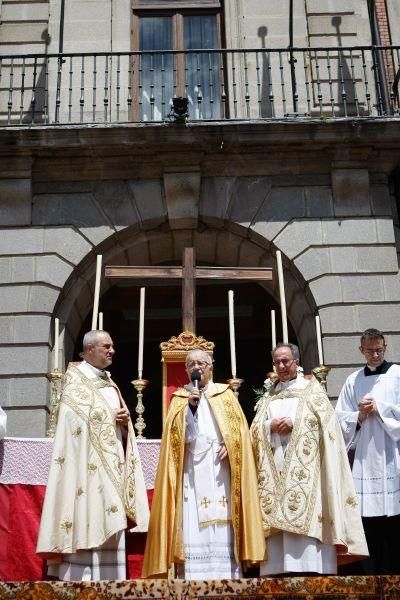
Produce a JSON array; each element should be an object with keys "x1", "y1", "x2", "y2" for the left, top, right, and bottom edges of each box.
[
  {"x1": 105, "y1": 247, "x2": 273, "y2": 333},
  {"x1": 201, "y1": 497, "x2": 211, "y2": 509}
]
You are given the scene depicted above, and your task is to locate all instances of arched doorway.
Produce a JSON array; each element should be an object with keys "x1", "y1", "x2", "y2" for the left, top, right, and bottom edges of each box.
[{"x1": 58, "y1": 224, "x2": 319, "y2": 437}]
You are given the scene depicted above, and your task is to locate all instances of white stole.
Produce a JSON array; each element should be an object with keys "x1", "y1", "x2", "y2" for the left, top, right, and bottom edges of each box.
[{"x1": 185, "y1": 391, "x2": 231, "y2": 526}]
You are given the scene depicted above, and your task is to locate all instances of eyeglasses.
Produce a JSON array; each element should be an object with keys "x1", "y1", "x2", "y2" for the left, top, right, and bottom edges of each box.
[
  {"x1": 272, "y1": 359, "x2": 295, "y2": 366},
  {"x1": 187, "y1": 360, "x2": 210, "y2": 370},
  {"x1": 361, "y1": 347, "x2": 385, "y2": 356}
]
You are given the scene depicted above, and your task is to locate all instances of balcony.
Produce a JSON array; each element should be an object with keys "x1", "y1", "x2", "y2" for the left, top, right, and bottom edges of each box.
[{"x1": 0, "y1": 46, "x2": 399, "y2": 127}]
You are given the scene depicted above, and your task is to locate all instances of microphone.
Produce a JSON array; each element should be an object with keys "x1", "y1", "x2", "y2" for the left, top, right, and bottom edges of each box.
[{"x1": 191, "y1": 369, "x2": 201, "y2": 390}]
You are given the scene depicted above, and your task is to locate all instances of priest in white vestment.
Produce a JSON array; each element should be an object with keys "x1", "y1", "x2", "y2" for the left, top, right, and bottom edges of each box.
[
  {"x1": 37, "y1": 330, "x2": 149, "y2": 581},
  {"x1": 142, "y1": 348, "x2": 265, "y2": 579},
  {"x1": 335, "y1": 327, "x2": 400, "y2": 575},
  {"x1": 250, "y1": 342, "x2": 368, "y2": 576},
  {"x1": 0, "y1": 405, "x2": 7, "y2": 439}
]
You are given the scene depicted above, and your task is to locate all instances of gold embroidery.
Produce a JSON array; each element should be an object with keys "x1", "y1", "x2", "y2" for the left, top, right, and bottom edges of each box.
[
  {"x1": 64, "y1": 366, "x2": 124, "y2": 502},
  {"x1": 200, "y1": 497, "x2": 211, "y2": 509},
  {"x1": 92, "y1": 376, "x2": 115, "y2": 389},
  {"x1": 287, "y1": 491, "x2": 302, "y2": 513},
  {"x1": 292, "y1": 466, "x2": 309, "y2": 483},
  {"x1": 346, "y1": 496, "x2": 358, "y2": 508},
  {"x1": 212, "y1": 392, "x2": 241, "y2": 551},
  {"x1": 76, "y1": 487, "x2": 84, "y2": 497},
  {"x1": 72, "y1": 426, "x2": 82, "y2": 437},
  {"x1": 219, "y1": 496, "x2": 228, "y2": 507},
  {"x1": 127, "y1": 457, "x2": 138, "y2": 499},
  {"x1": 60, "y1": 518, "x2": 72, "y2": 532},
  {"x1": 54, "y1": 457, "x2": 65, "y2": 468},
  {"x1": 169, "y1": 398, "x2": 186, "y2": 479},
  {"x1": 90, "y1": 407, "x2": 107, "y2": 424},
  {"x1": 199, "y1": 519, "x2": 232, "y2": 527},
  {"x1": 56, "y1": 365, "x2": 142, "y2": 532},
  {"x1": 250, "y1": 378, "x2": 330, "y2": 536},
  {"x1": 318, "y1": 514, "x2": 324, "y2": 523},
  {"x1": 106, "y1": 505, "x2": 118, "y2": 515}
]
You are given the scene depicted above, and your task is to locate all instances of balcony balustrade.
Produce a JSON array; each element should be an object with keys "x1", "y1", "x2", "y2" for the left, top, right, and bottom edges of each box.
[{"x1": 0, "y1": 46, "x2": 399, "y2": 127}]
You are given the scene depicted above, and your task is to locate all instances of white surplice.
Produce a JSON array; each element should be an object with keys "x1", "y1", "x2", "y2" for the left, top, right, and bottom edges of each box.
[
  {"x1": 335, "y1": 363, "x2": 400, "y2": 517},
  {"x1": 181, "y1": 384, "x2": 242, "y2": 579},
  {"x1": 48, "y1": 361, "x2": 127, "y2": 581},
  {"x1": 260, "y1": 376, "x2": 337, "y2": 575}
]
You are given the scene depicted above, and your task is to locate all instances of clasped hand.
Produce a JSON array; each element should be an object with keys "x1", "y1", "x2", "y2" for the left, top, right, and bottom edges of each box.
[
  {"x1": 217, "y1": 443, "x2": 228, "y2": 461},
  {"x1": 270, "y1": 417, "x2": 293, "y2": 435},
  {"x1": 358, "y1": 395, "x2": 378, "y2": 422},
  {"x1": 188, "y1": 388, "x2": 201, "y2": 407},
  {"x1": 115, "y1": 407, "x2": 130, "y2": 427}
]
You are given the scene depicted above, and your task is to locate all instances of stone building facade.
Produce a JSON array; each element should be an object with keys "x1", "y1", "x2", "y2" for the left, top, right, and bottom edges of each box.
[{"x1": 1, "y1": 0, "x2": 400, "y2": 436}]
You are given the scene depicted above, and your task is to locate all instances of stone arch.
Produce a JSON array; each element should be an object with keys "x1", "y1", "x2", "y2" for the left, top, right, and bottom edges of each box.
[{"x1": 55, "y1": 221, "x2": 320, "y2": 373}]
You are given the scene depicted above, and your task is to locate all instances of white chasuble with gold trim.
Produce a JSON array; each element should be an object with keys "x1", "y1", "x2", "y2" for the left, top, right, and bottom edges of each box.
[
  {"x1": 37, "y1": 361, "x2": 149, "y2": 563},
  {"x1": 250, "y1": 375, "x2": 368, "y2": 572}
]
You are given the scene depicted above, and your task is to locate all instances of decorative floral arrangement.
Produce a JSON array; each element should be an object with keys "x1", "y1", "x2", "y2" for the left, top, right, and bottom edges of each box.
[{"x1": 253, "y1": 377, "x2": 275, "y2": 410}]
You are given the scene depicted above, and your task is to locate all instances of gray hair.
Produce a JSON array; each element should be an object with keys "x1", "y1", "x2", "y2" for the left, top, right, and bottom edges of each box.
[
  {"x1": 185, "y1": 348, "x2": 213, "y2": 367},
  {"x1": 271, "y1": 342, "x2": 300, "y2": 360},
  {"x1": 82, "y1": 330, "x2": 108, "y2": 351}
]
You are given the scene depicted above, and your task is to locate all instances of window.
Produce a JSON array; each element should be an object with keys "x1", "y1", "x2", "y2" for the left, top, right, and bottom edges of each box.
[{"x1": 132, "y1": 1, "x2": 223, "y2": 121}]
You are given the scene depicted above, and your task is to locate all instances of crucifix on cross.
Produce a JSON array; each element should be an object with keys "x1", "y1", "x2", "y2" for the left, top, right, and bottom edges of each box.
[{"x1": 105, "y1": 248, "x2": 273, "y2": 333}]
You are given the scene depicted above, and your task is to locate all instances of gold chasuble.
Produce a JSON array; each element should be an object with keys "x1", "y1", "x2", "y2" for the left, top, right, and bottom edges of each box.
[
  {"x1": 37, "y1": 364, "x2": 149, "y2": 557},
  {"x1": 142, "y1": 382, "x2": 265, "y2": 578},
  {"x1": 250, "y1": 377, "x2": 368, "y2": 563}
]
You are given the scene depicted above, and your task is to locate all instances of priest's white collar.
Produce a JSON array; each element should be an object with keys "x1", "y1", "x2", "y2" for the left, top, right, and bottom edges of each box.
[
  {"x1": 274, "y1": 373, "x2": 308, "y2": 392},
  {"x1": 81, "y1": 359, "x2": 109, "y2": 378},
  {"x1": 275, "y1": 377, "x2": 297, "y2": 391}
]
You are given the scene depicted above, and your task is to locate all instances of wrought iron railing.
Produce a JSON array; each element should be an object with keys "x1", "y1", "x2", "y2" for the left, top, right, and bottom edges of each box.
[{"x1": 0, "y1": 46, "x2": 399, "y2": 126}]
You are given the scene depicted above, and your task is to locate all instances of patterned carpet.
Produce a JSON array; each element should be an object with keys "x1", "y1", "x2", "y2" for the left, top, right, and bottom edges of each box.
[{"x1": 1, "y1": 577, "x2": 400, "y2": 599}]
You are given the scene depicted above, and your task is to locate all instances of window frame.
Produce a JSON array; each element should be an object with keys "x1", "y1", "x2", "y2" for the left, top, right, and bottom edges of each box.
[{"x1": 131, "y1": 1, "x2": 224, "y2": 119}]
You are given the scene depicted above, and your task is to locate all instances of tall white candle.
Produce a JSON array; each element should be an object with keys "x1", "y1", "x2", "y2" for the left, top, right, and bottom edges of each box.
[
  {"x1": 315, "y1": 315, "x2": 324, "y2": 365},
  {"x1": 138, "y1": 287, "x2": 145, "y2": 379},
  {"x1": 276, "y1": 250, "x2": 288, "y2": 343},
  {"x1": 271, "y1": 309, "x2": 276, "y2": 350},
  {"x1": 54, "y1": 317, "x2": 59, "y2": 370},
  {"x1": 91, "y1": 255, "x2": 102, "y2": 330},
  {"x1": 98, "y1": 312, "x2": 103, "y2": 330},
  {"x1": 228, "y1": 290, "x2": 237, "y2": 378}
]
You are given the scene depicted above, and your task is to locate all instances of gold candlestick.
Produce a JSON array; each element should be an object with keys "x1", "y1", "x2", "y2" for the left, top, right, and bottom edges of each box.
[
  {"x1": 312, "y1": 365, "x2": 331, "y2": 391},
  {"x1": 227, "y1": 377, "x2": 244, "y2": 398},
  {"x1": 46, "y1": 368, "x2": 64, "y2": 437},
  {"x1": 131, "y1": 378, "x2": 149, "y2": 439}
]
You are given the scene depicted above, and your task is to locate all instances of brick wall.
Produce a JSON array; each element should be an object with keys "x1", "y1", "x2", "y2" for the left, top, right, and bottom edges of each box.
[{"x1": 375, "y1": 0, "x2": 391, "y2": 44}]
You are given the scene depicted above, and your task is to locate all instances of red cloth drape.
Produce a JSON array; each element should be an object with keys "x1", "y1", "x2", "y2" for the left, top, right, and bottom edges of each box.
[
  {"x1": 126, "y1": 489, "x2": 154, "y2": 578},
  {"x1": 165, "y1": 362, "x2": 188, "y2": 415},
  {"x1": 0, "y1": 483, "x2": 154, "y2": 581},
  {"x1": 0, "y1": 484, "x2": 47, "y2": 581}
]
